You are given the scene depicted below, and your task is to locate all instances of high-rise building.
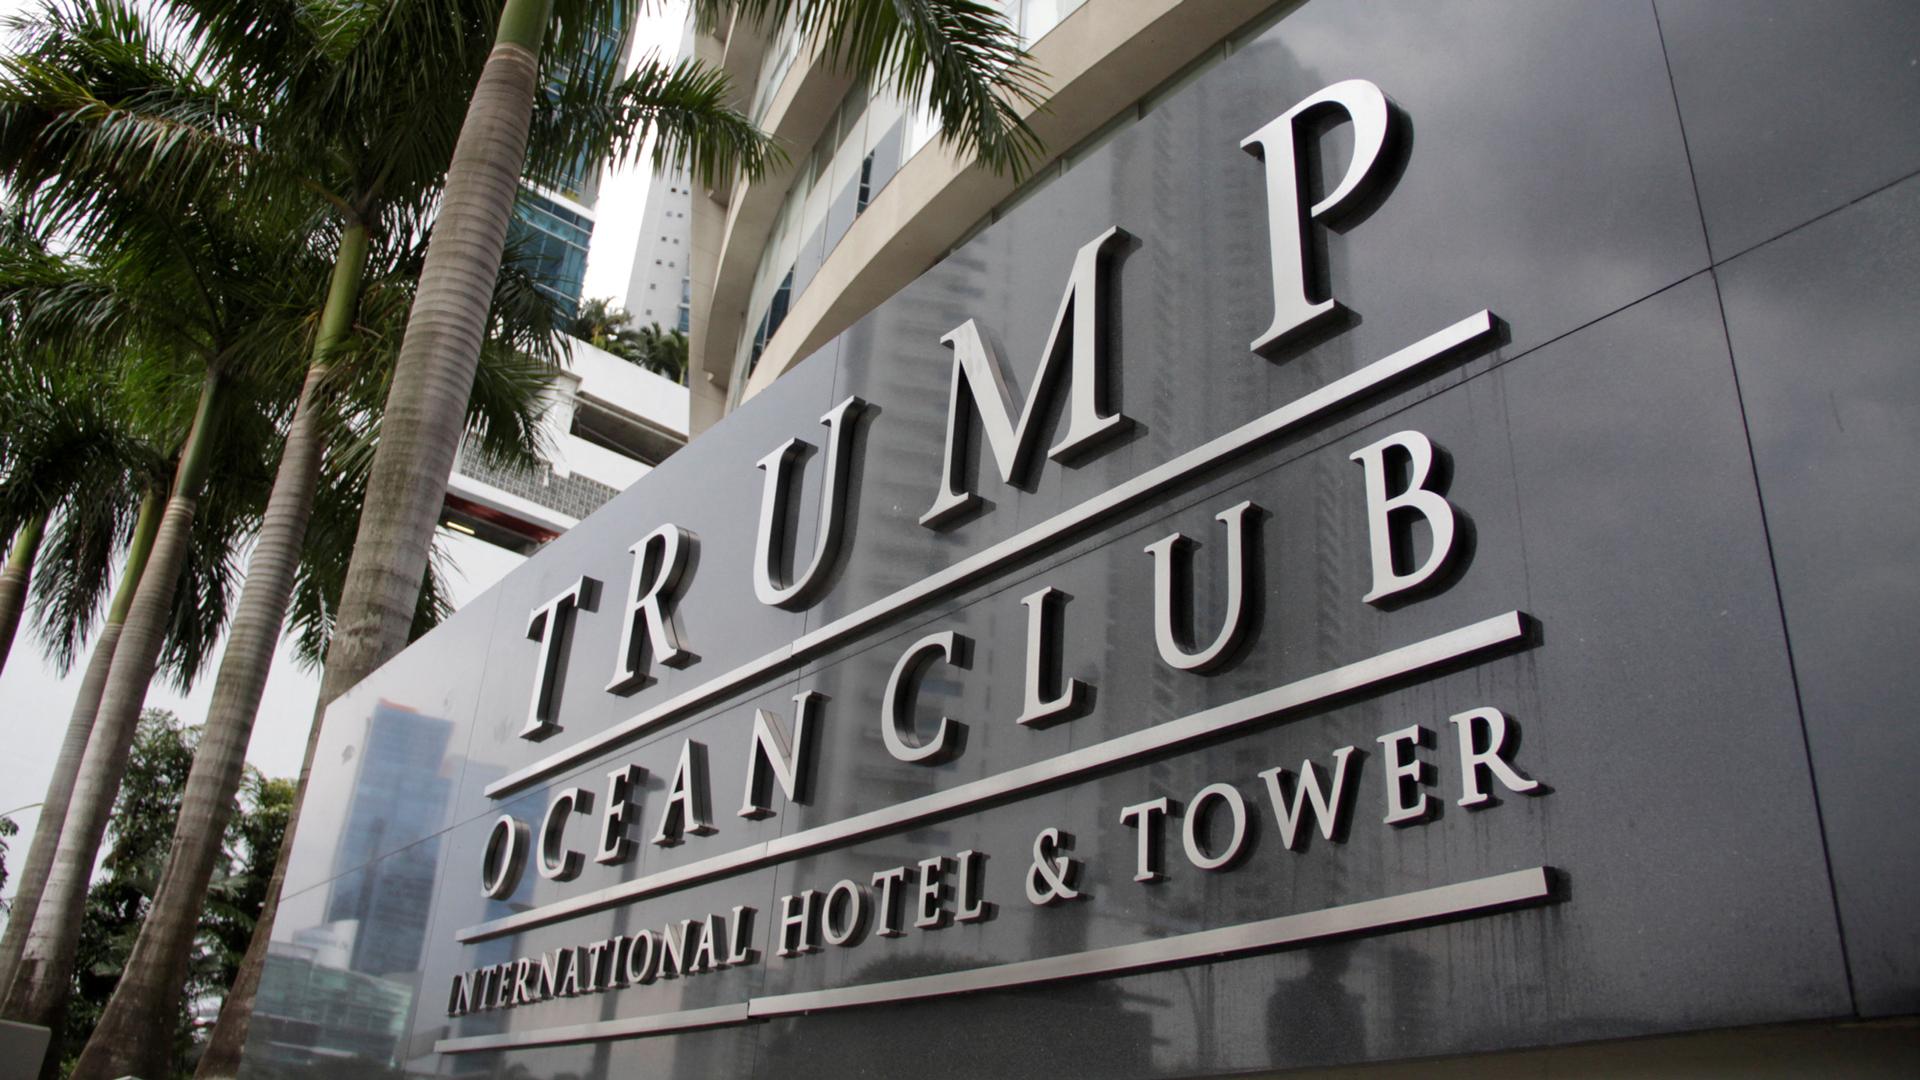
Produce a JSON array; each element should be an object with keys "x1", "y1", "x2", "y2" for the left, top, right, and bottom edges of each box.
[
  {"x1": 511, "y1": 6, "x2": 638, "y2": 319},
  {"x1": 624, "y1": 21, "x2": 698, "y2": 336}
]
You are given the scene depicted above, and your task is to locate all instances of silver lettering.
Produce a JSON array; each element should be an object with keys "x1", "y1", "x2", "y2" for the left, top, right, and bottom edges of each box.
[
  {"x1": 606, "y1": 523, "x2": 697, "y2": 693},
  {"x1": 955, "y1": 850, "x2": 989, "y2": 923},
  {"x1": 871, "y1": 867, "x2": 908, "y2": 937},
  {"x1": 777, "y1": 890, "x2": 819, "y2": 956},
  {"x1": 659, "y1": 919, "x2": 692, "y2": 978},
  {"x1": 1351, "y1": 430, "x2": 1457, "y2": 604},
  {"x1": 479, "y1": 814, "x2": 528, "y2": 899},
  {"x1": 915, "y1": 855, "x2": 949, "y2": 930},
  {"x1": 1119, "y1": 796, "x2": 1172, "y2": 883},
  {"x1": 923, "y1": 227, "x2": 1133, "y2": 527},
  {"x1": 595, "y1": 764, "x2": 644, "y2": 865},
  {"x1": 1259, "y1": 745, "x2": 1357, "y2": 850},
  {"x1": 1449, "y1": 707, "x2": 1540, "y2": 807},
  {"x1": 651, "y1": 740, "x2": 716, "y2": 846},
  {"x1": 1241, "y1": 79, "x2": 1396, "y2": 353},
  {"x1": 881, "y1": 631, "x2": 968, "y2": 764},
  {"x1": 625, "y1": 930, "x2": 658, "y2": 985},
  {"x1": 820, "y1": 880, "x2": 868, "y2": 946},
  {"x1": 1016, "y1": 587, "x2": 1088, "y2": 727},
  {"x1": 1180, "y1": 783, "x2": 1249, "y2": 871},
  {"x1": 754, "y1": 396, "x2": 868, "y2": 608},
  {"x1": 1145, "y1": 500, "x2": 1258, "y2": 672},
  {"x1": 519, "y1": 576, "x2": 598, "y2": 740},
  {"x1": 447, "y1": 971, "x2": 476, "y2": 1017},
  {"x1": 726, "y1": 906, "x2": 756, "y2": 965},
  {"x1": 1379, "y1": 724, "x2": 1433, "y2": 825},
  {"x1": 690, "y1": 915, "x2": 722, "y2": 973},
  {"x1": 555, "y1": 947, "x2": 581, "y2": 997},
  {"x1": 536, "y1": 788, "x2": 591, "y2": 882},
  {"x1": 739, "y1": 691, "x2": 818, "y2": 819}
]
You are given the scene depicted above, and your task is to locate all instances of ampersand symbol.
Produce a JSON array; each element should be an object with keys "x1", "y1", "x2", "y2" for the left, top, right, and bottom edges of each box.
[{"x1": 1024, "y1": 827, "x2": 1082, "y2": 906}]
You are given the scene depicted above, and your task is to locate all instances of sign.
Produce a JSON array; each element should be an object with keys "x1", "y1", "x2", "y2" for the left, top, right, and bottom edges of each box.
[
  {"x1": 278, "y1": 4, "x2": 1873, "y2": 1074},
  {"x1": 434, "y1": 77, "x2": 1553, "y2": 1052}
]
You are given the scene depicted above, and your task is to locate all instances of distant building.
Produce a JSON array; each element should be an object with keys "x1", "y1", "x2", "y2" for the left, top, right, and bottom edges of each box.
[
  {"x1": 623, "y1": 161, "x2": 695, "y2": 335},
  {"x1": 620, "y1": 20, "x2": 698, "y2": 337}
]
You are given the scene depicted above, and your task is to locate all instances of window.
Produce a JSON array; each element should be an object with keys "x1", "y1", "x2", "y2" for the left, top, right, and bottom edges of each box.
[
  {"x1": 857, "y1": 153, "x2": 875, "y2": 214},
  {"x1": 510, "y1": 192, "x2": 591, "y2": 317},
  {"x1": 746, "y1": 267, "x2": 795, "y2": 380}
]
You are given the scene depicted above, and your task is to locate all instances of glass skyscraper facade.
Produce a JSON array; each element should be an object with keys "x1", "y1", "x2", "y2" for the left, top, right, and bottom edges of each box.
[
  {"x1": 515, "y1": 191, "x2": 593, "y2": 318},
  {"x1": 511, "y1": 6, "x2": 633, "y2": 319}
]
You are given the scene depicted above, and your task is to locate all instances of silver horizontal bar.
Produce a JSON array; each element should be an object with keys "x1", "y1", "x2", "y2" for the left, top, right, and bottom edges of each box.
[
  {"x1": 483, "y1": 311, "x2": 1499, "y2": 800},
  {"x1": 751, "y1": 866, "x2": 1552, "y2": 1016},
  {"x1": 435, "y1": 1001, "x2": 751, "y2": 1054},
  {"x1": 436, "y1": 867, "x2": 1552, "y2": 1053},
  {"x1": 455, "y1": 611, "x2": 1528, "y2": 943}
]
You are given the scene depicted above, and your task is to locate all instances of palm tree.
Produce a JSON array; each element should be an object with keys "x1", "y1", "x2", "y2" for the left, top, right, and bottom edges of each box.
[
  {"x1": 568, "y1": 295, "x2": 636, "y2": 351},
  {"x1": 567, "y1": 297, "x2": 686, "y2": 381},
  {"x1": 302, "y1": 0, "x2": 1038, "y2": 793},
  {"x1": 1, "y1": 1, "x2": 748, "y2": 1069},
  {"x1": 0, "y1": 23, "x2": 329, "y2": 1043},
  {"x1": 73, "y1": 243, "x2": 565, "y2": 1080},
  {"x1": 0, "y1": 518, "x2": 42, "y2": 674},
  {"x1": 635, "y1": 319, "x2": 690, "y2": 383},
  {"x1": 0, "y1": 203, "x2": 283, "y2": 998},
  {"x1": 0, "y1": 356, "x2": 156, "y2": 678},
  {"x1": 0, "y1": 305, "x2": 297, "y2": 1066},
  {"x1": 0, "y1": 493, "x2": 159, "y2": 994},
  {"x1": 186, "y1": 3, "x2": 781, "y2": 1071},
  {"x1": 0, "y1": 333, "x2": 162, "y2": 989}
]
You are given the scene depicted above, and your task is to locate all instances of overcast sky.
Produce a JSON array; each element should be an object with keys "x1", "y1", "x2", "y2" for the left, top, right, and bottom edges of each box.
[{"x1": 0, "y1": 0, "x2": 689, "y2": 911}]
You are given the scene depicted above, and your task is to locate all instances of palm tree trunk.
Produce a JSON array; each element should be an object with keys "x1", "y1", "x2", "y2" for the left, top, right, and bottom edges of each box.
[
  {"x1": 71, "y1": 225, "x2": 370, "y2": 1080},
  {"x1": 322, "y1": 0, "x2": 551, "y2": 701},
  {"x1": 1, "y1": 373, "x2": 224, "y2": 1074},
  {"x1": 0, "y1": 493, "x2": 160, "y2": 995},
  {"x1": 0, "y1": 510, "x2": 47, "y2": 678},
  {"x1": 197, "y1": 6, "x2": 552, "y2": 1073}
]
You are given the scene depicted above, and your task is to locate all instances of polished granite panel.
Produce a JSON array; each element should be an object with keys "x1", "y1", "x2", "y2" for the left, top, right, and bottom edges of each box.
[
  {"x1": 248, "y1": 1, "x2": 1915, "y2": 1075},
  {"x1": 240, "y1": 840, "x2": 450, "y2": 1079},
  {"x1": 281, "y1": 588, "x2": 502, "y2": 898},
  {"x1": 1716, "y1": 173, "x2": 1920, "y2": 1017},
  {"x1": 1656, "y1": 0, "x2": 1920, "y2": 258},
  {"x1": 750, "y1": 276, "x2": 1847, "y2": 1078},
  {"x1": 808, "y1": 0, "x2": 1705, "y2": 634},
  {"x1": 252, "y1": 277, "x2": 1852, "y2": 1079}
]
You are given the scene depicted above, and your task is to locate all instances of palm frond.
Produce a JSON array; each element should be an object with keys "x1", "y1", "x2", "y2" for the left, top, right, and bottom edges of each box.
[
  {"x1": 529, "y1": 51, "x2": 781, "y2": 192},
  {"x1": 697, "y1": 0, "x2": 1046, "y2": 177},
  {"x1": 0, "y1": 0, "x2": 313, "y2": 230}
]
